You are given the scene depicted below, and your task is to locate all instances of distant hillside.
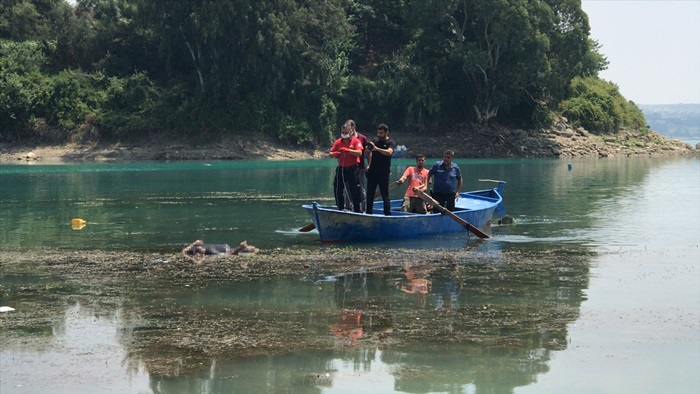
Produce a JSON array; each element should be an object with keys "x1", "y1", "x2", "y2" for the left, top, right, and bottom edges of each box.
[{"x1": 639, "y1": 104, "x2": 700, "y2": 140}]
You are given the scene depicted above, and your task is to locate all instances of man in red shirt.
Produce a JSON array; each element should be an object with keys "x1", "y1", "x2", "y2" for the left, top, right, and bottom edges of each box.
[
  {"x1": 344, "y1": 119, "x2": 368, "y2": 211},
  {"x1": 330, "y1": 124, "x2": 364, "y2": 212}
]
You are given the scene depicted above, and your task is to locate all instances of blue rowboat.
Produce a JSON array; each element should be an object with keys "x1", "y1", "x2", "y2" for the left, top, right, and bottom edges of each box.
[{"x1": 302, "y1": 182, "x2": 505, "y2": 242}]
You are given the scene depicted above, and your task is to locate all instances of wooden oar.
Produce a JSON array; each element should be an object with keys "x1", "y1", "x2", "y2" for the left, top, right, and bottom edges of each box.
[
  {"x1": 414, "y1": 189, "x2": 490, "y2": 239},
  {"x1": 373, "y1": 180, "x2": 401, "y2": 199},
  {"x1": 298, "y1": 223, "x2": 316, "y2": 232},
  {"x1": 478, "y1": 178, "x2": 506, "y2": 183}
]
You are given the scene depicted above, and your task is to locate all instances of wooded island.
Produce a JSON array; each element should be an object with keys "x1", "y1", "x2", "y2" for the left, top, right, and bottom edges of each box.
[{"x1": 1, "y1": 0, "x2": 693, "y2": 159}]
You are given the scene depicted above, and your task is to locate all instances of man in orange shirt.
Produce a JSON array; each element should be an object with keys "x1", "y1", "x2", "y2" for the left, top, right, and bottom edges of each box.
[
  {"x1": 396, "y1": 154, "x2": 430, "y2": 213},
  {"x1": 330, "y1": 124, "x2": 364, "y2": 212}
]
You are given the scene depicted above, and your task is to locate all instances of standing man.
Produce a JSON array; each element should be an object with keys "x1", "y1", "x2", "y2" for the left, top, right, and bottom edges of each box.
[
  {"x1": 344, "y1": 119, "x2": 368, "y2": 212},
  {"x1": 396, "y1": 154, "x2": 430, "y2": 213},
  {"x1": 427, "y1": 150, "x2": 462, "y2": 211},
  {"x1": 330, "y1": 123, "x2": 364, "y2": 213},
  {"x1": 365, "y1": 123, "x2": 395, "y2": 215}
]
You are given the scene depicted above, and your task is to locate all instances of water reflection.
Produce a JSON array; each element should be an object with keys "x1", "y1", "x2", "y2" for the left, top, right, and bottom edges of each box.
[
  {"x1": 2, "y1": 301, "x2": 151, "y2": 393},
  {"x1": 144, "y1": 252, "x2": 584, "y2": 393},
  {"x1": 1, "y1": 245, "x2": 589, "y2": 393}
]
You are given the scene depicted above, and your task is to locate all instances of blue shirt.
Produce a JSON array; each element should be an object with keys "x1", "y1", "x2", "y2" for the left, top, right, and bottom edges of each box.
[{"x1": 428, "y1": 161, "x2": 462, "y2": 193}]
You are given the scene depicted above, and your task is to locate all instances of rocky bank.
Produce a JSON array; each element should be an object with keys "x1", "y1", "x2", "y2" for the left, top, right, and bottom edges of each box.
[{"x1": 0, "y1": 120, "x2": 696, "y2": 163}]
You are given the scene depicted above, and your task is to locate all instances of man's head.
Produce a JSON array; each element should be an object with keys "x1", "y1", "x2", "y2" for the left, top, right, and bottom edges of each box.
[
  {"x1": 415, "y1": 154, "x2": 426, "y2": 169},
  {"x1": 345, "y1": 119, "x2": 357, "y2": 135},
  {"x1": 376, "y1": 123, "x2": 389, "y2": 140},
  {"x1": 341, "y1": 123, "x2": 352, "y2": 140},
  {"x1": 442, "y1": 150, "x2": 454, "y2": 166}
]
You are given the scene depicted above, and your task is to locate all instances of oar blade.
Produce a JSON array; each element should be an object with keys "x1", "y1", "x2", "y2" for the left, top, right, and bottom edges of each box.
[
  {"x1": 298, "y1": 223, "x2": 316, "y2": 232},
  {"x1": 463, "y1": 222, "x2": 489, "y2": 239}
]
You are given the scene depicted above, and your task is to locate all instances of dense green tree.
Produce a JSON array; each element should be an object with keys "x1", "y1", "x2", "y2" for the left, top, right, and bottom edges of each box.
[
  {"x1": 0, "y1": 39, "x2": 109, "y2": 141},
  {"x1": 131, "y1": 0, "x2": 354, "y2": 144},
  {"x1": 0, "y1": 0, "x2": 70, "y2": 41},
  {"x1": 345, "y1": 0, "x2": 408, "y2": 73},
  {"x1": 0, "y1": 40, "x2": 50, "y2": 139},
  {"x1": 541, "y1": 0, "x2": 607, "y2": 101},
  {"x1": 65, "y1": 0, "x2": 149, "y2": 75},
  {"x1": 97, "y1": 71, "x2": 164, "y2": 139},
  {"x1": 396, "y1": 0, "x2": 606, "y2": 128},
  {"x1": 0, "y1": 0, "x2": 646, "y2": 146}
]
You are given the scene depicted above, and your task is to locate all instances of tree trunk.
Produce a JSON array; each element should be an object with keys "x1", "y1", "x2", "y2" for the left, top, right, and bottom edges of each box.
[{"x1": 472, "y1": 104, "x2": 499, "y2": 123}]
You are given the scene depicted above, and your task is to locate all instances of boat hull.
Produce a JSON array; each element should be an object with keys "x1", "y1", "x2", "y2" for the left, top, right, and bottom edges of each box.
[{"x1": 302, "y1": 188, "x2": 503, "y2": 242}]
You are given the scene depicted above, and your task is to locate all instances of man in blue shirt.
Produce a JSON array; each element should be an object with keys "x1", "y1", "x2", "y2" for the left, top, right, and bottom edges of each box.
[{"x1": 428, "y1": 150, "x2": 463, "y2": 211}]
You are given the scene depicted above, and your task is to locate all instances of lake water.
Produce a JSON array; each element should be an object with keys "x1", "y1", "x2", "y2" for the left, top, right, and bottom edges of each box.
[{"x1": 1, "y1": 155, "x2": 699, "y2": 393}]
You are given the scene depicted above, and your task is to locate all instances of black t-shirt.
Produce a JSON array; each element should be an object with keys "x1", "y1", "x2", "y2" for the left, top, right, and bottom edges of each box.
[{"x1": 368, "y1": 138, "x2": 396, "y2": 176}]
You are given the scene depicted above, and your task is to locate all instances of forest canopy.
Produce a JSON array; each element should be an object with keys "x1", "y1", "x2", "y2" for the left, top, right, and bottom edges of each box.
[{"x1": 0, "y1": 0, "x2": 647, "y2": 146}]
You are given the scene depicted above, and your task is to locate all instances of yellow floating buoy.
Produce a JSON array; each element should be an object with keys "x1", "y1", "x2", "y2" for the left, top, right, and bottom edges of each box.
[{"x1": 71, "y1": 218, "x2": 87, "y2": 230}]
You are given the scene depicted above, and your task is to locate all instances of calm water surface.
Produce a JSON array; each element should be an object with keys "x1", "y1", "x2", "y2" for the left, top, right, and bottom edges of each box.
[{"x1": 1, "y1": 156, "x2": 698, "y2": 393}]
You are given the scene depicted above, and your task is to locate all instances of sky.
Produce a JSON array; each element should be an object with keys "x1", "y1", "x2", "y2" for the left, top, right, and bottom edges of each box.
[{"x1": 581, "y1": 0, "x2": 700, "y2": 105}]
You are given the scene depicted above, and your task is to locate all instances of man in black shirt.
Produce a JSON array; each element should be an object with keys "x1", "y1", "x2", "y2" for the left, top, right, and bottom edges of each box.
[{"x1": 365, "y1": 123, "x2": 396, "y2": 215}]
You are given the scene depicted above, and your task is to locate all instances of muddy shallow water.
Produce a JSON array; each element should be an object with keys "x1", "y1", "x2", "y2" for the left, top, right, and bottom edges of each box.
[{"x1": 2, "y1": 247, "x2": 588, "y2": 380}]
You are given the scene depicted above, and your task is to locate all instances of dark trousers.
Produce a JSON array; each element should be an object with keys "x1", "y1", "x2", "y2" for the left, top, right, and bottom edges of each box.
[
  {"x1": 366, "y1": 172, "x2": 391, "y2": 215},
  {"x1": 334, "y1": 165, "x2": 362, "y2": 212},
  {"x1": 344, "y1": 168, "x2": 366, "y2": 212},
  {"x1": 432, "y1": 191, "x2": 456, "y2": 211}
]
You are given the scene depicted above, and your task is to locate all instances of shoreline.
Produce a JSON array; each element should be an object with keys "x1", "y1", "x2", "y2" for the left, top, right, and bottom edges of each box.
[
  {"x1": 0, "y1": 139, "x2": 324, "y2": 163},
  {"x1": 1, "y1": 126, "x2": 697, "y2": 163}
]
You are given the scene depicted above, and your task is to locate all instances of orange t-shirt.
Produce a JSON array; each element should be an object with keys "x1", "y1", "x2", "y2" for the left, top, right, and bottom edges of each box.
[
  {"x1": 402, "y1": 166, "x2": 429, "y2": 197},
  {"x1": 330, "y1": 137, "x2": 363, "y2": 167}
]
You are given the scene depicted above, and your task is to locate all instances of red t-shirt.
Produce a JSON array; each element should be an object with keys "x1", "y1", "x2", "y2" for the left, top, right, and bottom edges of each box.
[{"x1": 331, "y1": 137, "x2": 363, "y2": 167}]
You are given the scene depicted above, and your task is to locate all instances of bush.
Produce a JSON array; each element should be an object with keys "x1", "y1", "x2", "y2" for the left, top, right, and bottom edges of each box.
[
  {"x1": 45, "y1": 70, "x2": 106, "y2": 132},
  {"x1": 279, "y1": 116, "x2": 313, "y2": 146},
  {"x1": 0, "y1": 40, "x2": 52, "y2": 140},
  {"x1": 560, "y1": 77, "x2": 646, "y2": 134},
  {"x1": 97, "y1": 72, "x2": 162, "y2": 139}
]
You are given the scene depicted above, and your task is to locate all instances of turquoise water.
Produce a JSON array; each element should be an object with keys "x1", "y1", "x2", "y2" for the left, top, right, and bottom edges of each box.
[
  {"x1": 0, "y1": 159, "x2": 339, "y2": 251},
  {"x1": 1, "y1": 156, "x2": 698, "y2": 393},
  {"x1": 1, "y1": 156, "x2": 677, "y2": 251}
]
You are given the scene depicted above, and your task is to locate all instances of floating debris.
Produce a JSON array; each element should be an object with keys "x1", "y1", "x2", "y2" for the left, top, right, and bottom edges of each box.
[{"x1": 71, "y1": 218, "x2": 87, "y2": 230}]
